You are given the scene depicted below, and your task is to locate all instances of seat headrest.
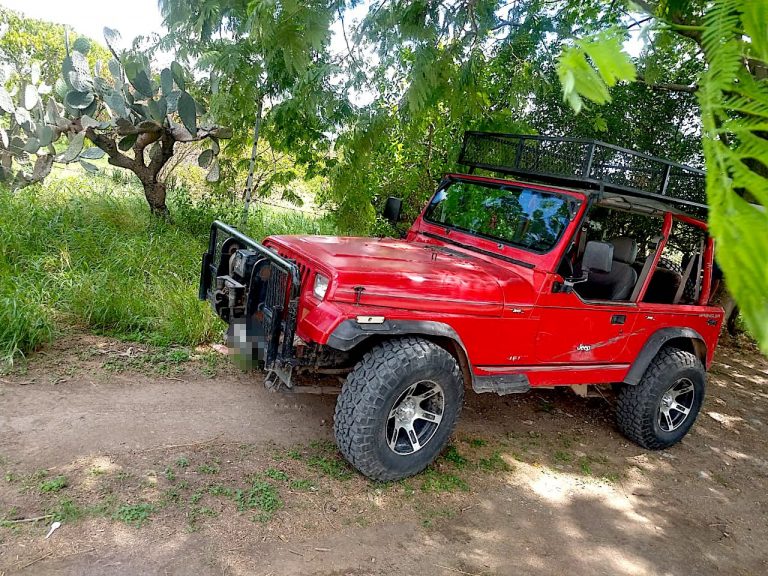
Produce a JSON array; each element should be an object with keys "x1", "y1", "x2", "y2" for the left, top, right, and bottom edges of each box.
[{"x1": 611, "y1": 237, "x2": 638, "y2": 265}]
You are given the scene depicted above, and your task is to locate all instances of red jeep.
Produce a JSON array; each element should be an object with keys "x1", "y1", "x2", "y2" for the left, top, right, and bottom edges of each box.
[{"x1": 200, "y1": 133, "x2": 723, "y2": 481}]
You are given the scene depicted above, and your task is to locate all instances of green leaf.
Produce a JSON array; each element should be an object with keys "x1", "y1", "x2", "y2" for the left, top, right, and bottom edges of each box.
[
  {"x1": 79, "y1": 146, "x2": 106, "y2": 159},
  {"x1": 62, "y1": 55, "x2": 74, "y2": 89},
  {"x1": 31, "y1": 62, "x2": 41, "y2": 85},
  {"x1": 80, "y1": 115, "x2": 101, "y2": 129},
  {"x1": 106, "y1": 91, "x2": 128, "y2": 118},
  {"x1": 37, "y1": 125, "x2": 54, "y2": 147},
  {"x1": 23, "y1": 85, "x2": 39, "y2": 110},
  {"x1": 68, "y1": 51, "x2": 93, "y2": 92},
  {"x1": 161, "y1": 68, "x2": 174, "y2": 96},
  {"x1": 79, "y1": 159, "x2": 99, "y2": 173},
  {"x1": 73, "y1": 36, "x2": 91, "y2": 55},
  {"x1": 45, "y1": 98, "x2": 61, "y2": 125},
  {"x1": 65, "y1": 90, "x2": 96, "y2": 110},
  {"x1": 0, "y1": 87, "x2": 14, "y2": 113},
  {"x1": 23, "y1": 137, "x2": 40, "y2": 153},
  {"x1": 557, "y1": 30, "x2": 636, "y2": 112},
  {"x1": 129, "y1": 70, "x2": 155, "y2": 98},
  {"x1": 177, "y1": 91, "x2": 197, "y2": 136},
  {"x1": 14, "y1": 107, "x2": 32, "y2": 127},
  {"x1": 742, "y1": 3, "x2": 768, "y2": 63},
  {"x1": 198, "y1": 149, "x2": 214, "y2": 168},
  {"x1": 59, "y1": 132, "x2": 85, "y2": 163},
  {"x1": 148, "y1": 97, "x2": 168, "y2": 122},
  {"x1": 103, "y1": 27, "x2": 122, "y2": 55},
  {"x1": 579, "y1": 31, "x2": 636, "y2": 87},
  {"x1": 171, "y1": 61, "x2": 185, "y2": 90},
  {"x1": 118, "y1": 134, "x2": 137, "y2": 151},
  {"x1": 0, "y1": 127, "x2": 8, "y2": 148},
  {"x1": 32, "y1": 154, "x2": 54, "y2": 181},
  {"x1": 206, "y1": 159, "x2": 220, "y2": 182},
  {"x1": 166, "y1": 90, "x2": 181, "y2": 113},
  {"x1": 54, "y1": 78, "x2": 69, "y2": 100},
  {"x1": 108, "y1": 59, "x2": 122, "y2": 80}
]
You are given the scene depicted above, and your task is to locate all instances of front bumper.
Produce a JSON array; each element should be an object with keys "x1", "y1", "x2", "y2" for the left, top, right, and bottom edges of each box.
[{"x1": 199, "y1": 220, "x2": 301, "y2": 372}]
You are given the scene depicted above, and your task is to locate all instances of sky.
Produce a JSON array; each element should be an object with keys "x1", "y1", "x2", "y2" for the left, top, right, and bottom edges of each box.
[{"x1": 0, "y1": 0, "x2": 166, "y2": 43}]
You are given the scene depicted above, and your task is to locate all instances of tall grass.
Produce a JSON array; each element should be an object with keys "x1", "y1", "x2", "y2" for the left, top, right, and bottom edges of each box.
[{"x1": 0, "y1": 174, "x2": 335, "y2": 365}]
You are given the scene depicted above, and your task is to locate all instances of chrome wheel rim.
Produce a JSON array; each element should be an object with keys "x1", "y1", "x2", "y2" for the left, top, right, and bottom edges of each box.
[
  {"x1": 658, "y1": 377, "x2": 695, "y2": 432},
  {"x1": 386, "y1": 380, "x2": 445, "y2": 455}
]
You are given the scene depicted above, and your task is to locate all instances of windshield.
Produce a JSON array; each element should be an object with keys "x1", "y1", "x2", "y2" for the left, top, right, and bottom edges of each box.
[{"x1": 424, "y1": 180, "x2": 577, "y2": 252}]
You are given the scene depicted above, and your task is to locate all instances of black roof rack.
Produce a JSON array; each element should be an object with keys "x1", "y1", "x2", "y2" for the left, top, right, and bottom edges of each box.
[{"x1": 458, "y1": 132, "x2": 707, "y2": 213}]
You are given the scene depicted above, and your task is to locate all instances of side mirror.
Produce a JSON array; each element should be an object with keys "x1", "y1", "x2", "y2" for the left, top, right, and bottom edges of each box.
[{"x1": 383, "y1": 197, "x2": 402, "y2": 225}]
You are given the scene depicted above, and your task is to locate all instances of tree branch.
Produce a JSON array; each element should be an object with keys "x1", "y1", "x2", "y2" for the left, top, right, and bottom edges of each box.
[
  {"x1": 631, "y1": 0, "x2": 703, "y2": 44},
  {"x1": 85, "y1": 127, "x2": 135, "y2": 170},
  {"x1": 637, "y1": 75, "x2": 698, "y2": 93}
]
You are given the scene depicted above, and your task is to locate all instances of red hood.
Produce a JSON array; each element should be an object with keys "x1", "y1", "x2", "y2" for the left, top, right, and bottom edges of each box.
[{"x1": 266, "y1": 235, "x2": 535, "y2": 316}]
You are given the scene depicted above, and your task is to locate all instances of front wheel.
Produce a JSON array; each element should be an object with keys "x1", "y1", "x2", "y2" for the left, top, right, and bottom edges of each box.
[
  {"x1": 334, "y1": 338, "x2": 464, "y2": 481},
  {"x1": 616, "y1": 347, "x2": 706, "y2": 449}
]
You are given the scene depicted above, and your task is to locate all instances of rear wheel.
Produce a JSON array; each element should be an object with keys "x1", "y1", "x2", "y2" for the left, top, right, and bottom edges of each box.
[
  {"x1": 334, "y1": 338, "x2": 464, "y2": 481},
  {"x1": 616, "y1": 347, "x2": 705, "y2": 449}
]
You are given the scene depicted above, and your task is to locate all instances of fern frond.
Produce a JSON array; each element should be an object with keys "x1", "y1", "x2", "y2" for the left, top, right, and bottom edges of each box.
[{"x1": 699, "y1": 0, "x2": 768, "y2": 349}]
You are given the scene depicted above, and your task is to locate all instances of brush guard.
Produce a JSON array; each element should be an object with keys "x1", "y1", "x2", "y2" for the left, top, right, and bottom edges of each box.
[{"x1": 199, "y1": 220, "x2": 301, "y2": 384}]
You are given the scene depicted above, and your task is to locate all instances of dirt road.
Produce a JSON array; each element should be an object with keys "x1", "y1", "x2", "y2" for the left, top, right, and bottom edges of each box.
[{"x1": 1, "y1": 335, "x2": 767, "y2": 575}]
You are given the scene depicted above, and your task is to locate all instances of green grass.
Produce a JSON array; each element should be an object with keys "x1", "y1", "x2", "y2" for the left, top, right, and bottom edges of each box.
[
  {"x1": 264, "y1": 468, "x2": 289, "y2": 482},
  {"x1": 114, "y1": 503, "x2": 155, "y2": 527},
  {"x1": 197, "y1": 461, "x2": 220, "y2": 475},
  {"x1": 235, "y1": 479, "x2": 282, "y2": 520},
  {"x1": 39, "y1": 475, "x2": 68, "y2": 493},
  {"x1": 478, "y1": 451, "x2": 512, "y2": 472},
  {"x1": 48, "y1": 498, "x2": 85, "y2": 522},
  {"x1": 0, "y1": 174, "x2": 335, "y2": 366},
  {"x1": 289, "y1": 479, "x2": 315, "y2": 491},
  {"x1": 420, "y1": 469, "x2": 470, "y2": 493}
]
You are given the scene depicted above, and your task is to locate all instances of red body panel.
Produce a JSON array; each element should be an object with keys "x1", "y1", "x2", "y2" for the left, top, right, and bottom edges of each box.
[{"x1": 266, "y1": 173, "x2": 723, "y2": 387}]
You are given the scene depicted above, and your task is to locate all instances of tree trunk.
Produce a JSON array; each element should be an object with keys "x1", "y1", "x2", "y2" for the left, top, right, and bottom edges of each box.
[
  {"x1": 143, "y1": 180, "x2": 170, "y2": 218},
  {"x1": 241, "y1": 96, "x2": 264, "y2": 227}
]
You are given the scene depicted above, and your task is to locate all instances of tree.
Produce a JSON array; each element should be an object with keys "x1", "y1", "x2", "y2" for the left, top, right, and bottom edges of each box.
[
  {"x1": 0, "y1": 27, "x2": 230, "y2": 216},
  {"x1": 159, "y1": 0, "x2": 345, "y2": 217},
  {"x1": 557, "y1": 0, "x2": 768, "y2": 351},
  {"x1": 323, "y1": 1, "x2": 705, "y2": 232},
  {"x1": 0, "y1": 8, "x2": 110, "y2": 86}
]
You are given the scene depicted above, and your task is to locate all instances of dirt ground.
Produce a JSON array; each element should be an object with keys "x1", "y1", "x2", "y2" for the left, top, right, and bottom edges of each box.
[{"x1": 1, "y1": 334, "x2": 767, "y2": 576}]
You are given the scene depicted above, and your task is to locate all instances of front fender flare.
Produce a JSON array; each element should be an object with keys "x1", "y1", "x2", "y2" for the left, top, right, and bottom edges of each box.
[
  {"x1": 327, "y1": 319, "x2": 469, "y2": 354},
  {"x1": 623, "y1": 327, "x2": 707, "y2": 386}
]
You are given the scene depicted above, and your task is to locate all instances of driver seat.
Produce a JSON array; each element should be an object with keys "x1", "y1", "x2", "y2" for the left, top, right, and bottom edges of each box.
[{"x1": 576, "y1": 237, "x2": 638, "y2": 301}]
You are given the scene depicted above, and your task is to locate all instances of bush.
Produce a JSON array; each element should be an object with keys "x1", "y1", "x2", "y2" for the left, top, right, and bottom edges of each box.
[{"x1": 0, "y1": 173, "x2": 334, "y2": 365}]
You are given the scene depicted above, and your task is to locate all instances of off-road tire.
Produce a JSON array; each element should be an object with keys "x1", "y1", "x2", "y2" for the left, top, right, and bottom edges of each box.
[
  {"x1": 334, "y1": 337, "x2": 464, "y2": 481},
  {"x1": 616, "y1": 347, "x2": 705, "y2": 449}
]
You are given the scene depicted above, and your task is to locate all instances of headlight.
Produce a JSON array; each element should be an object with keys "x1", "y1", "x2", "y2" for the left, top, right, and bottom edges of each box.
[{"x1": 313, "y1": 274, "x2": 329, "y2": 300}]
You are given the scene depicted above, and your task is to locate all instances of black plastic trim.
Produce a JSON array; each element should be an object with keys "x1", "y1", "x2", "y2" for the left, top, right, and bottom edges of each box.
[
  {"x1": 327, "y1": 319, "x2": 468, "y2": 352},
  {"x1": 623, "y1": 327, "x2": 707, "y2": 385}
]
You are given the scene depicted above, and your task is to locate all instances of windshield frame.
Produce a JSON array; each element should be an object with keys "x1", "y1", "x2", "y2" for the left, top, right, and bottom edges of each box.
[{"x1": 422, "y1": 176, "x2": 581, "y2": 255}]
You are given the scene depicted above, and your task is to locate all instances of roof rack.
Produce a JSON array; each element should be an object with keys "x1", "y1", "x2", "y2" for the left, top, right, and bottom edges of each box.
[{"x1": 458, "y1": 132, "x2": 707, "y2": 212}]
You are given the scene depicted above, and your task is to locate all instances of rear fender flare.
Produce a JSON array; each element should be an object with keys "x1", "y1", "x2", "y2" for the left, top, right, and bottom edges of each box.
[
  {"x1": 327, "y1": 319, "x2": 474, "y2": 386},
  {"x1": 624, "y1": 327, "x2": 707, "y2": 385}
]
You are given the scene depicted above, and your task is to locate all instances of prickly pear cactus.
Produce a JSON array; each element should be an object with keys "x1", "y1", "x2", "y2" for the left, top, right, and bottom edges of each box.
[{"x1": 1, "y1": 26, "x2": 230, "y2": 199}]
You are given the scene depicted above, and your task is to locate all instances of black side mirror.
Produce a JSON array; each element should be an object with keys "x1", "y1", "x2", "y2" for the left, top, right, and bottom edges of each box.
[{"x1": 383, "y1": 197, "x2": 402, "y2": 224}]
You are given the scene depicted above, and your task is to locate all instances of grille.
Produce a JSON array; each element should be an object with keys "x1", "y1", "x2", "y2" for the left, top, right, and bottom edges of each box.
[{"x1": 266, "y1": 265, "x2": 289, "y2": 310}]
